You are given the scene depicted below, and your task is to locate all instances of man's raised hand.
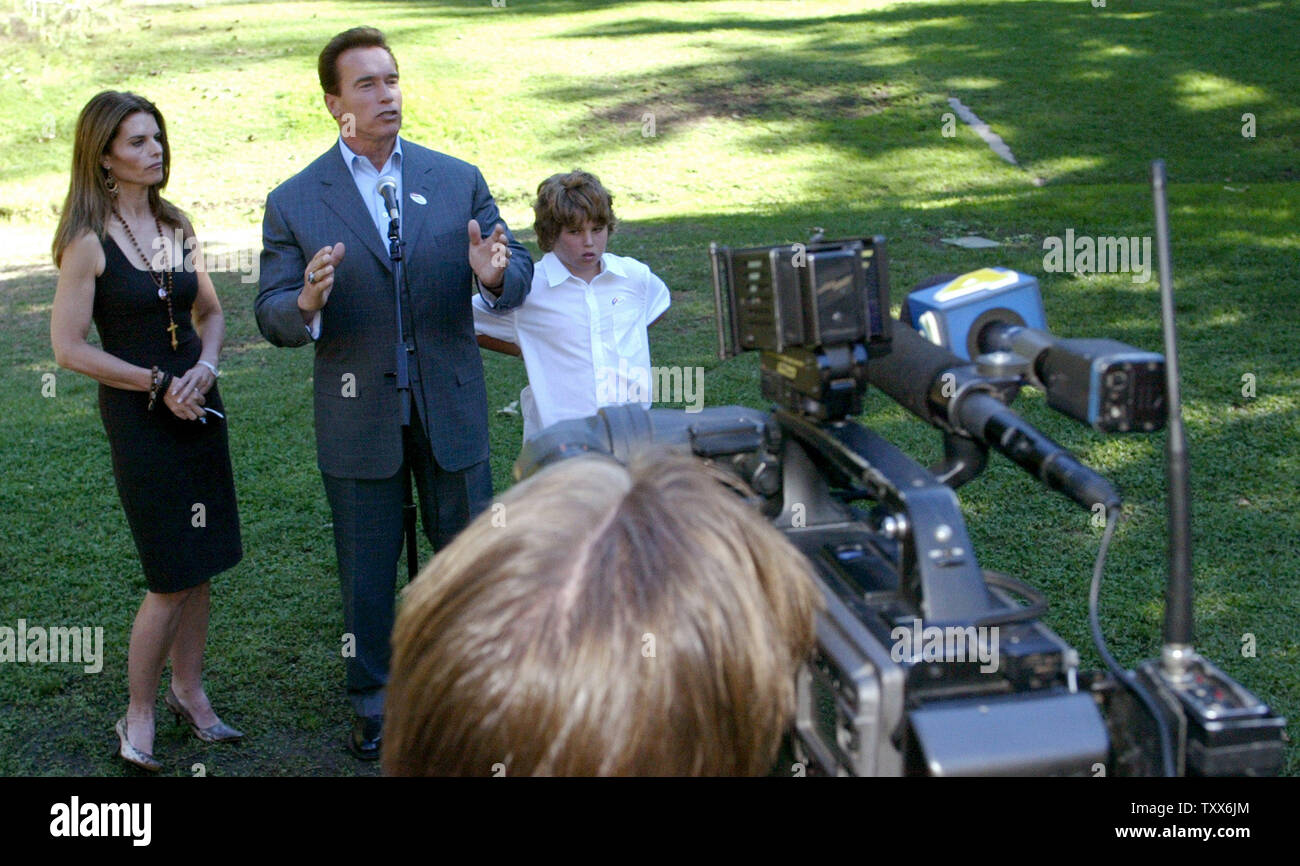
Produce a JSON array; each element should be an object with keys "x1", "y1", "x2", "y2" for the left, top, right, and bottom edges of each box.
[
  {"x1": 468, "y1": 219, "x2": 511, "y2": 291},
  {"x1": 299, "y1": 242, "x2": 346, "y2": 314}
]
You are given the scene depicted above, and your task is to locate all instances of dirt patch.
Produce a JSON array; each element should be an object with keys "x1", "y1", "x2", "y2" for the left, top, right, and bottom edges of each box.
[{"x1": 593, "y1": 77, "x2": 893, "y2": 130}]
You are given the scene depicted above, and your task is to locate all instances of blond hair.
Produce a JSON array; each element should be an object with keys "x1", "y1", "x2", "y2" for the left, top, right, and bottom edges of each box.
[{"x1": 385, "y1": 453, "x2": 821, "y2": 776}]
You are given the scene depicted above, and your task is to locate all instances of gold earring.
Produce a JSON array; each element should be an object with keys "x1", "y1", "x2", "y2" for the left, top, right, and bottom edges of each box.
[{"x1": 105, "y1": 170, "x2": 118, "y2": 195}]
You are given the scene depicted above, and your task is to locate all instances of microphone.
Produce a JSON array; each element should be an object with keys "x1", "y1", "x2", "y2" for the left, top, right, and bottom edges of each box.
[
  {"x1": 375, "y1": 176, "x2": 400, "y2": 222},
  {"x1": 868, "y1": 318, "x2": 1121, "y2": 511}
]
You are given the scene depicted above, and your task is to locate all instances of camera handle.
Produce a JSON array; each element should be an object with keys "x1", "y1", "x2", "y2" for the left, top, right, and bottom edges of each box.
[{"x1": 774, "y1": 409, "x2": 1001, "y2": 623}]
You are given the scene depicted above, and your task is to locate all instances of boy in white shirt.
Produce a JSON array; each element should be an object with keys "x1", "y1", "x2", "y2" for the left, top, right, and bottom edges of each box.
[{"x1": 474, "y1": 170, "x2": 671, "y2": 440}]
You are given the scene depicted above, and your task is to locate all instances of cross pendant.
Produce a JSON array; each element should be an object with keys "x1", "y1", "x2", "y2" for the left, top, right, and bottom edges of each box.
[{"x1": 168, "y1": 321, "x2": 179, "y2": 350}]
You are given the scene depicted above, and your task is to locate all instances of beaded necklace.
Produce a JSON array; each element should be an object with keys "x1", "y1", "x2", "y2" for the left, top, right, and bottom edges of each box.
[{"x1": 112, "y1": 206, "x2": 179, "y2": 350}]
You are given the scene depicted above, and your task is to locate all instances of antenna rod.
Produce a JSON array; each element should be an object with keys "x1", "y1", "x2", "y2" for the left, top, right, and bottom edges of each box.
[{"x1": 1152, "y1": 160, "x2": 1194, "y2": 662}]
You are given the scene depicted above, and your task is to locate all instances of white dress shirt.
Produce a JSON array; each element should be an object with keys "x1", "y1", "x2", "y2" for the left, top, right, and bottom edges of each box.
[
  {"x1": 339, "y1": 135, "x2": 403, "y2": 244},
  {"x1": 473, "y1": 251, "x2": 671, "y2": 439}
]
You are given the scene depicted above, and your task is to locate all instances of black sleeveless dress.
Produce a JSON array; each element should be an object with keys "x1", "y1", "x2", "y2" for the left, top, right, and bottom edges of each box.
[{"x1": 93, "y1": 237, "x2": 242, "y2": 593}]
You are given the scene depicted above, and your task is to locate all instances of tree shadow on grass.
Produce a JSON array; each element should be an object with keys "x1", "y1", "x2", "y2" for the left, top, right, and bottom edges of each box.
[
  {"x1": 530, "y1": 0, "x2": 1297, "y2": 187},
  {"x1": 6, "y1": 0, "x2": 1295, "y2": 225}
]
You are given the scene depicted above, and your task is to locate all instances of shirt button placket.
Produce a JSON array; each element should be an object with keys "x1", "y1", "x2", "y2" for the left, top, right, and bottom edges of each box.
[{"x1": 587, "y1": 284, "x2": 605, "y2": 394}]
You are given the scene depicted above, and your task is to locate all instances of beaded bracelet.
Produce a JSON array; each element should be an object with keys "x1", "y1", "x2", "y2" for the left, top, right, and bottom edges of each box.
[
  {"x1": 147, "y1": 369, "x2": 174, "y2": 412},
  {"x1": 147, "y1": 366, "x2": 162, "y2": 411}
]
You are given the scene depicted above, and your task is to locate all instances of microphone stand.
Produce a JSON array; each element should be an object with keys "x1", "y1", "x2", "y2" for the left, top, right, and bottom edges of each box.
[{"x1": 387, "y1": 211, "x2": 419, "y2": 580}]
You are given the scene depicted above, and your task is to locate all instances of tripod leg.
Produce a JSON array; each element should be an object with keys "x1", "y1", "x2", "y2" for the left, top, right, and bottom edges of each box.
[{"x1": 404, "y1": 469, "x2": 418, "y2": 580}]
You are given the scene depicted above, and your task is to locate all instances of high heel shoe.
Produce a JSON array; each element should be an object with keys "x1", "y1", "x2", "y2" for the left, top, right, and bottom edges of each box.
[
  {"x1": 165, "y1": 688, "x2": 244, "y2": 743},
  {"x1": 115, "y1": 717, "x2": 162, "y2": 773}
]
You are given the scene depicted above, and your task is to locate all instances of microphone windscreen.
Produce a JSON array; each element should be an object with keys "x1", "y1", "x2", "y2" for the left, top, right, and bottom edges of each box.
[{"x1": 867, "y1": 319, "x2": 962, "y2": 426}]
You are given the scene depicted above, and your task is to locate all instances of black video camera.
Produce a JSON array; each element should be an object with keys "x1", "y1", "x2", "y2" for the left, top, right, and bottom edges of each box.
[{"x1": 515, "y1": 233, "x2": 1286, "y2": 776}]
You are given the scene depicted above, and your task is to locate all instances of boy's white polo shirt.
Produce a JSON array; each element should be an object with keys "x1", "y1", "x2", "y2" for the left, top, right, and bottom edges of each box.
[{"x1": 472, "y1": 251, "x2": 671, "y2": 439}]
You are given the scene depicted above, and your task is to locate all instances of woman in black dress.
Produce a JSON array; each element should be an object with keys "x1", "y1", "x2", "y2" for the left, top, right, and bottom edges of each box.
[{"x1": 51, "y1": 91, "x2": 243, "y2": 772}]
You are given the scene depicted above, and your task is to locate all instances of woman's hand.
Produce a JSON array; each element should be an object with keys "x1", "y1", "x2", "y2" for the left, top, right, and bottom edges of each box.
[
  {"x1": 163, "y1": 371, "x2": 207, "y2": 421},
  {"x1": 170, "y1": 363, "x2": 216, "y2": 400}
]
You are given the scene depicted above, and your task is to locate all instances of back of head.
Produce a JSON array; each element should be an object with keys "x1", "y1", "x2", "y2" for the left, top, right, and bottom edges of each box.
[{"x1": 385, "y1": 453, "x2": 821, "y2": 776}]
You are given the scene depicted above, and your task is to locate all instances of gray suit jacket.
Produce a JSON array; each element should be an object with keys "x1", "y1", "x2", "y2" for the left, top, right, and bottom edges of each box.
[{"x1": 255, "y1": 140, "x2": 531, "y2": 478}]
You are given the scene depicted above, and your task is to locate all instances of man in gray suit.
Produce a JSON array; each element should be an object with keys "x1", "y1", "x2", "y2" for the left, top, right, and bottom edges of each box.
[{"x1": 255, "y1": 26, "x2": 532, "y2": 760}]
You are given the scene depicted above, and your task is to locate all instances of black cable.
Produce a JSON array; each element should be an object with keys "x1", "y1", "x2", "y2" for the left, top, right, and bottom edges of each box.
[{"x1": 1089, "y1": 506, "x2": 1176, "y2": 777}]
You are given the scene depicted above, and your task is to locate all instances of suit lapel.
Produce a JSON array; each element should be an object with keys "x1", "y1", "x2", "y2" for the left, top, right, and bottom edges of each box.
[
  {"x1": 401, "y1": 146, "x2": 439, "y2": 258},
  {"x1": 318, "y1": 146, "x2": 393, "y2": 273}
]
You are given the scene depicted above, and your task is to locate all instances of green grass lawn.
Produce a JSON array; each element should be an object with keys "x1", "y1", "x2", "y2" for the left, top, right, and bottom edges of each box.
[{"x1": 1, "y1": 0, "x2": 1296, "y2": 776}]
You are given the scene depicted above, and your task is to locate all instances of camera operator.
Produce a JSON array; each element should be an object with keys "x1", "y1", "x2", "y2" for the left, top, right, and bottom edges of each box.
[{"x1": 383, "y1": 453, "x2": 822, "y2": 776}]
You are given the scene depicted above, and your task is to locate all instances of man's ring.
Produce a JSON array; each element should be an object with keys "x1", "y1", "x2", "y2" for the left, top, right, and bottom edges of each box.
[{"x1": 308, "y1": 271, "x2": 317, "y2": 284}]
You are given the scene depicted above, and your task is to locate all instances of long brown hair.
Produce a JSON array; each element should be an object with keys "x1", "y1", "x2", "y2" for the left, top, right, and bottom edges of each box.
[
  {"x1": 385, "y1": 453, "x2": 822, "y2": 776},
  {"x1": 52, "y1": 90, "x2": 187, "y2": 266}
]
